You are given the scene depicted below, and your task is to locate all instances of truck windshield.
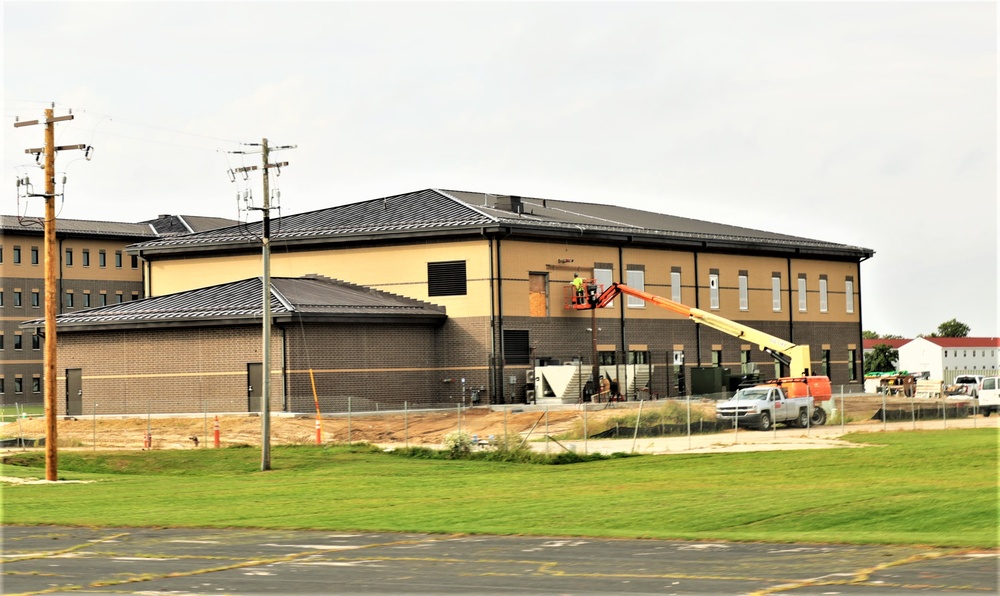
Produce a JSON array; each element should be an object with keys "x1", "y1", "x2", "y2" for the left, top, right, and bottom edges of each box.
[{"x1": 733, "y1": 389, "x2": 770, "y2": 400}]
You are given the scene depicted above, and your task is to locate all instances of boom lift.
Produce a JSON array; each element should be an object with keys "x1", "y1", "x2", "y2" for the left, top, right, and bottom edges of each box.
[{"x1": 572, "y1": 282, "x2": 830, "y2": 423}]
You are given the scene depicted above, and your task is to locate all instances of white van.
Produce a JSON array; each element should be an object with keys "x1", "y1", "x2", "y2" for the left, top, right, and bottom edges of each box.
[{"x1": 978, "y1": 376, "x2": 999, "y2": 416}]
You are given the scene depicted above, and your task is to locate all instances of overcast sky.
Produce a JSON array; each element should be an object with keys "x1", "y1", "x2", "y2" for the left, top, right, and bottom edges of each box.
[{"x1": 3, "y1": 1, "x2": 997, "y2": 338}]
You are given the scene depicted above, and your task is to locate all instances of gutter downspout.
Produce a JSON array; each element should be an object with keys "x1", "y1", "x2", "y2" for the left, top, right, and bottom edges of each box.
[
  {"x1": 787, "y1": 257, "x2": 794, "y2": 378},
  {"x1": 496, "y1": 236, "x2": 506, "y2": 404},
  {"x1": 856, "y1": 254, "x2": 872, "y2": 382},
  {"x1": 693, "y1": 251, "x2": 701, "y2": 367},
  {"x1": 487, "y1": 234, "x2": 498, "y2": 404},
  {"x1": 618, "y1": 245, "x2": 627, "y2": 399}
]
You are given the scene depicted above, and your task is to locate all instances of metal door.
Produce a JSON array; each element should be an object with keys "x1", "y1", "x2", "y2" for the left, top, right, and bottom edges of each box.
[
  {"x1": 66, "y1": 368, "x2": 83, "y2": 416},
  {"x1": 247, "y1": 363, "x2": 263, "y2": 412}
]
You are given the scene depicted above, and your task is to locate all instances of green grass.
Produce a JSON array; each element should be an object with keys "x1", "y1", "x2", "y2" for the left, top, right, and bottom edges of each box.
[{"x1": 2, "y1": 429, "x2": 996, "y2": 547}]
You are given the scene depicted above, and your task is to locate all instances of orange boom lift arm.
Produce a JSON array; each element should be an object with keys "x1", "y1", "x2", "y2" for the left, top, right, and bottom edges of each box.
[{"x1": 573, "y1": 282, "x2": 813, "y2": 377}]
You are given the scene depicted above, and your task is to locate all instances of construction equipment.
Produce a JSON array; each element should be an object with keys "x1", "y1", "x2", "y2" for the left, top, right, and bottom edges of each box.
[{"x1": 570, "y1": 282, "x2": 830, "y2": 423}]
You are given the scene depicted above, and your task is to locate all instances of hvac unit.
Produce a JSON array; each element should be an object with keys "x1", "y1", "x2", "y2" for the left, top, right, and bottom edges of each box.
[{"x1": 526, "y1": 369, "x2": 535, "y2": 384}]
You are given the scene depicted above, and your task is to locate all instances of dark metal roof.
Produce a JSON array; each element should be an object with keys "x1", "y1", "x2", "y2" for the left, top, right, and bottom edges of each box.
[
  {"x1": 141, "y1": 214, "x2": 241, "y2": 236},
  {"x1": 19, "y1": 275, "x2": 446, "y2": 331},
  {"x1": 1, "y1": 214, "x2": 157, "y2": 239},
  {"x1": 125, "y1": 188, "x2": 874, "y2": 259}
]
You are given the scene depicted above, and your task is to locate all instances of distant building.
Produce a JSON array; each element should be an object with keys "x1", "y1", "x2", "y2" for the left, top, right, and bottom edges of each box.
[
  {"x1": 862, "y1": 338, "x2": 910, "y2": 371},
  {"x1": 897, "y1": 337, "x2": 1000, "y2": 382},
  {"x1": 1, "y1": 214, "x2": 236, "y2": 405}
]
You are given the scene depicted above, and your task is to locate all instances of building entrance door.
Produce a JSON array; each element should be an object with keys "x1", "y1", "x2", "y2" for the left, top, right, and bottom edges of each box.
[
  {"x1": 247, "y1": 363, "x2": 263, "y2": 413},
  {"x1": 66, "y1": 368, "x2": 83, "y2": 416}
]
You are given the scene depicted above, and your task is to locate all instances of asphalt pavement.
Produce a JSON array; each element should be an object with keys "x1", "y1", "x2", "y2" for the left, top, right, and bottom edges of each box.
[{"x1": 2, "y1": 525, "x2": 996, "y2": 595}]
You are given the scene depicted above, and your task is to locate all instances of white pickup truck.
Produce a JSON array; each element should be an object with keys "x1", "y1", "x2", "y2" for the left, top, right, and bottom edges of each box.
[{"x1": 716, "y1": 385, "x2": 814, "y2": 431}]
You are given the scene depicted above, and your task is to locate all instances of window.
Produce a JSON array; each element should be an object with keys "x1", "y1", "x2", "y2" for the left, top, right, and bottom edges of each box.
[
  {"x1": 711, "y1": 349, "x2": 722, "y2": 367},
  {"x1": 31, "y1": 246, "x2": 39, "y2": 265},
  {"x1": 0, "y1": 378, "x2": 4, "y2": 394},
  {"x1": 822, "y1": 349, "x2": 831, "y2": 376},
  {"x1": 99, "y1": 250, "x2": 107, "y2": 268},
  {"x1": 31, "y1": 290, "x2": 40, "y2": 307},
  {"x1": 798, "y1": 275, "x2": 807, "y2": 312},
  {"x1": 819, "y1": 276, "x2": 828, "y2": 313},
  {"x1": 31, "y1": 334, "x2": 40, "y2": 350},
  {"x1": 14, "y1": 334, "x2": 23, "y2": 350},
  {"x1": 82, "y1": 249, "x2": 90, "y2": 267},
  {"x1": 131, "y1": 291, "x2": 140, "y2": 301},
  {"x1": 628, "y1": 351, "x2": 649, "y2": 365},
  {"x1": 848, "y1": 348, "x2": 858, "y2": 381},
  {"x1": 599, "y1": 351, "x2": 617, "y2": 365},
  {"x1": 100, "y1": 292, "x2": 108, "y2": 306},
  {"x1": 13, "y1": 246, "x2": 21, "y2": 264},
  {"x1": 772, "y1": 274, "x2": 782, "y2": 311},
  {"x1": 528, "y1": 273, "x2": 547, "y2": 317},
  {"x1": 0, "y1": 291, "x2": 3, "y2": 307},
  {"x1": 83, "y1": 293, "x2": 91, "y2": 307},
  {"x1": 709, "y1": 271, "x2": 720, "y2": 310},
  {"x1": 0, "y1": 334, "x2": 4, "y2": 349},
  {"x1": 65, "y1": 292, "x2": 74, "y2": 308},
  {"x1": 131, "y1": 255, "x2": 139, "y2": 269},
  {"x1": 116, "y1": 293, "x2": 124, "y2": 304},
  {"x1": 502, "y1": 330, "x2": 530, "y2": 365},
  {"x1": 626, "y1": 267, "x2": 645, "y2": 308},
  {"x1": 14, "y1": 291, "x2": 22, "y2": 307},
  {"x1": 115, "y1": 251, "x2": 123, "y2": 268},
  {"x1": 14, "y1": 378, "x2": 23, "y2": 394},
  {"x1": 738, "y1": 272, "x2": 749, "y2": 311},
  {"x1": 0, "y1": 246, "x2": 3, "y2": 263},
  {"x1": 427, "y1": 260, "x2": 467, "y2": 296},
  {"x1": 65, "y1": 248, "x2": 73, "y2": 266},
  {"x1": 671, "y1": 268, "x2": 682, "y2": 302},
  {"x1": 845, "y1": 277, "x2": 855, "y2": 314},
  {"x1": 32, "y1": 376, "x2": 41, "y2": 394},
  {"x1": 594, "y1": 265, "x2": 614, "y2": 307}
]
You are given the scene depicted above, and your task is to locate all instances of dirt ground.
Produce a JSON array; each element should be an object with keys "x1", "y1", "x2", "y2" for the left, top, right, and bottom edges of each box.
[{"x1": 1, "y1": 394, "x2": 991, "y2": 453}]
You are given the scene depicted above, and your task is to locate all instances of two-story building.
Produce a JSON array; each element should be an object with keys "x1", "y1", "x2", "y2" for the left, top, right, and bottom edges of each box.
[
  {"x1": 2, "y1": 214, "x2": 235, "y2": 405},
  {"x1": 24, "y1": 189, "x2": 874, "y2": 415}
]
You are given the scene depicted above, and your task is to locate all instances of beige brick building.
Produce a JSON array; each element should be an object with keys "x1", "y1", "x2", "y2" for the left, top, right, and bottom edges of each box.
[{"x1": 24, "y1": 189, "x2": 874, "y2": 415}]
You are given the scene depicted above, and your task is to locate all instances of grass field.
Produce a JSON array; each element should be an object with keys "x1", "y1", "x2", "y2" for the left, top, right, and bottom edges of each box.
[
  {"x1": 2, "y1": 428, "x2": 996, "y2": 548},
  {"x1": 0, "y1": 403, "x2": 44, "y2": 423}
]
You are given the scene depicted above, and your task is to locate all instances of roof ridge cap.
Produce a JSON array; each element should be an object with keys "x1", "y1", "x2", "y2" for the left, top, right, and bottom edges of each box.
[{"x1": 435, "y1": 189, "x2": 500, "y2": 223}]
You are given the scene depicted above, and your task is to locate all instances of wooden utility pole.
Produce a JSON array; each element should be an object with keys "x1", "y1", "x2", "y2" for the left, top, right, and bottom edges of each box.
[
  {"x1": 14, "y1": 107, "x2": 89, "y2": 481},
  {"x1": 229, "y1": 138, "x2": 292, "y2": 472}
]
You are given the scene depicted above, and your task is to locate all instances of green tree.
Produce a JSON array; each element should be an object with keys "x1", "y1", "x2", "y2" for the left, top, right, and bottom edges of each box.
[
  {"x1": 863, "y1": 330, "x2": 904, "y2": 340},
  {"x1": 932, "y1": 318, "x2": 970, "y2": 338},
  {"x1": 864, "y1": 344, "x2": 899, "y2": 374}
]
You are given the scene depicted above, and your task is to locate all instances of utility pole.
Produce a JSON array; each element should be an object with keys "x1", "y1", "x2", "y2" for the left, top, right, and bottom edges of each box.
[
  {"x1": 229, "y1": 138, "x2": 293, "y2": 472},
  {"x1": 13, "y1": 106, "x2": 90, "y2": 481}
]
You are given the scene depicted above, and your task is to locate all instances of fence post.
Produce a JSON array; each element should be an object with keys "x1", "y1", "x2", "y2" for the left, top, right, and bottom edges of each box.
[
  {"x1": 632, "y1": 400, "x2": 643, "y2": 453},
  {"x1": 686, "y1": 394, "x2": 692, "y2": 451},
  {"x1": 348, "y1": 396, "x2": 352, "y2": 444},
  {"x1": 583, "y1": 405, "x2": 588, "y2": 455},
  {"x1": 882, "y1": 392, "x2": 887, "y2": 432},
  {"x1": 404, "y1": 401, "x2": 408, "y2": 448},
  {"x1": 545, "y1": 406, "x2": 549, "y2": 454}
]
